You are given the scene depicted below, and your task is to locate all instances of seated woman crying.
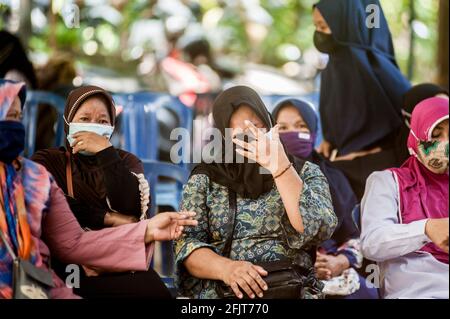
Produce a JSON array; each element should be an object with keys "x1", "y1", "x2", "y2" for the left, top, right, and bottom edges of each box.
[{"x1": 174, "y1": 86, "x2": 338, "y2": 299}]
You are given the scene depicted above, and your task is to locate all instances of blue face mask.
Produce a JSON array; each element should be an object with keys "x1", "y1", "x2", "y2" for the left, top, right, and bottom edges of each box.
[
  {"x1": 67, "y1": 122, "x2": 114, "y2": 156},
  {"x1": 0, "y1": 121, "x2": 25, "y2": 164}
]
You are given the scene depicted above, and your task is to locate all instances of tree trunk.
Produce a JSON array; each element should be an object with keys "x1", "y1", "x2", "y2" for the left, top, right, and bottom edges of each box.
[{"x1": 437, "y1": 0, "x2": 449, "y2": 90}]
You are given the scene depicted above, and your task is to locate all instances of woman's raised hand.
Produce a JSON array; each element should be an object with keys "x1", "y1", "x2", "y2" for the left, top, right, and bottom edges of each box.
[
  {"x1": 71, "y1": 131, "x2": 112, "y2": 155},
  {"x1": 232, "y1": 120, "x2": 290, "y2": 176}
]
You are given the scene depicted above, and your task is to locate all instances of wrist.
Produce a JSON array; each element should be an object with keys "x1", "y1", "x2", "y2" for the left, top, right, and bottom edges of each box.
[
  {"x1": 95, "y1": 141, "x2": 112, "y2": 154},
  {"x1": 272, "y1": 160, "x2": 292, "y2": 178},
  {"x1": 336, "y1": 254, "x2": 350, "y2": 270},
  {"x1": 221, "y1": 259, "x2": 234, "y2": 282},
  {"x1": 104, "y1": 212, "x2": 113, "y2": 226},
  {"x1": 270, "y1": 155, "x2": 291, "y2": 176},
  {"x1": 425, "y1": 219, "x2": 433, "y2": 238},
  {"x1": 145, "y1": 221, "x2": 155, "y2": 243}
]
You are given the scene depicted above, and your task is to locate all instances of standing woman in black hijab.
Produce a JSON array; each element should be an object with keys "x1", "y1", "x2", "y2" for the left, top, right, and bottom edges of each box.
[
  {"x1": 312, "y1": 0, "x2": 411, "y2": 200},
  {"x1": 175, "y1": 86, "x2": 337, "y2": 299}
]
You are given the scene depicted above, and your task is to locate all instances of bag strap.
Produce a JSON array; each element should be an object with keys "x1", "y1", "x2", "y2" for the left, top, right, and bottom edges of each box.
[
  {"x1": 65, "y1": 151, "x2": 74, "y2": 198},
  {"x1": 222, "y1": 188, "x2": 237, "y2": 258},
  {"x1": 0, "y1": 229, "x2": 18, "y2": 261}
]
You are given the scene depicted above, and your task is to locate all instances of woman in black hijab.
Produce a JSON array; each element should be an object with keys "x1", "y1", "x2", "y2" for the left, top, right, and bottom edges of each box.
[
  {"x1": 175, "y1": 86, "x2": 337, "y2": 299},
  {"x1": 312, "y1": 0, "x2": 411, "y2": 200},
  {"x1": 395, "y1": 83, "x2": 449, "y2": 164}
]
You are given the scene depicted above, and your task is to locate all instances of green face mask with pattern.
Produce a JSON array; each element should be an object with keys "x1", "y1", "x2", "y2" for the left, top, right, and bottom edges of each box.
[{"x1": 417, "y1": 140, "x2": 449, "y2": 174}]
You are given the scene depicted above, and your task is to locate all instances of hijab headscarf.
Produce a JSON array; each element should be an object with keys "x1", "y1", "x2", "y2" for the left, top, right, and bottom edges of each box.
[
  {"x1": 0, "y1": 79, "x2": 32, "y2": 259},
  {"x1": 32, "y1": 86, "x2": 117, "y2": 211},
  {"x1": 396, "y1": 84, "x2": 449, "y2": 164},
  {"x1": 191, "y1": 86, "x2": 302, "y2": 200},
  {"x1": 63, "y1": 85, "x2": 116, "y2": 137},
  {"x1": 273, "y1": 99, "x2": 358, "y2": 244},
  {"x1": 314, "y1": 0, "x2": 410, "y2": 156},
  {"x1": 389, "y1": 97, "x2": 449, "y2": 264}
]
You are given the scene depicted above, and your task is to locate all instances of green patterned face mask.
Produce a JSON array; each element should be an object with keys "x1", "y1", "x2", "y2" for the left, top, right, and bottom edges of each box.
[{"x1": 417, "y1": 140, "x2": 449, "y2": 174}]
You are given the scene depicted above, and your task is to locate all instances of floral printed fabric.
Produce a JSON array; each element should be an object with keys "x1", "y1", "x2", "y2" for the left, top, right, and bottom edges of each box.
[
  {"x1": 321, "y1": 268, "x2": 361, "y2": 296},
  {"x1": 175, "y1": 161, "x2": 337, "y2": 299}
]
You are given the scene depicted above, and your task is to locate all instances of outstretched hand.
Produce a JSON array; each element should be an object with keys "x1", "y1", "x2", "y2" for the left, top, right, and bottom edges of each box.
[{"x1": 145, "y1": 211, "x2": 198, "y2": 243}]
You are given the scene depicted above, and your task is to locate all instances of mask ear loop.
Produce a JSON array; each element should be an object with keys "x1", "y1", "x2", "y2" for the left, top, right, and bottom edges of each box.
[
  {"x1": 402, "y1": 109, "x2": 412, "y2": 129},
  {"x1": 408, "y1": 128, "x2": 421, "y2": 157},
  {"x1": 63, "y1": 116, "x2": 70, "y2": 126},
  {"x1": 265, "y1": 114, "x2": 274, "y2": 140}
]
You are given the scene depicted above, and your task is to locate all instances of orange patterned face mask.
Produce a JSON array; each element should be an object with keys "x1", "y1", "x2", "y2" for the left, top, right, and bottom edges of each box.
[{"x1": 0, "y1": 163, "x2": 32, "y2": 260}]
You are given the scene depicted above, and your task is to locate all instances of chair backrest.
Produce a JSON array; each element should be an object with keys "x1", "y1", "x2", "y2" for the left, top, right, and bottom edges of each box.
[
  {"x1": 23, "y1": 91, "x2": 66, "y2": 157},
  {"x1": 112, "y1": 93, "x2": 159, "y2": 160},
  {"x1": 142, "y1": 159, "x2": 190, "y2": 217},
  {"x1": 133, "y1": 92, "x2": 193, "y2": 167},
  {"x1": 352, "y1": 204, "x2": 361, "y2": 233}
]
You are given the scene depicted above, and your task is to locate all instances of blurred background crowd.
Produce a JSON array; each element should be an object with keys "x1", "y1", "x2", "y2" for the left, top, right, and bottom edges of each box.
[{"x1": 1, "y1": 0, "x2": 448, "y2": 96}]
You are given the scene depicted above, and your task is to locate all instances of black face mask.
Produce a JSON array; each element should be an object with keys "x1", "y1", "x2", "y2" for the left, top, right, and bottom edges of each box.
[
  {"x1": 0, "y1": 121, "x2": 25, "y2": 164},
  {"x1": 313, "y1": 31, "x2": 338, "y2": 54}
]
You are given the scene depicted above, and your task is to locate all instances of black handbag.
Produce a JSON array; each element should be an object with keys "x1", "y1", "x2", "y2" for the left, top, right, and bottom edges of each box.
[
  {"x1": 216, "y1": 189, "x2": 318, "y2": 299},
  {"x1": 0, "y1": 229, "x2": 54, "y2": 299}
]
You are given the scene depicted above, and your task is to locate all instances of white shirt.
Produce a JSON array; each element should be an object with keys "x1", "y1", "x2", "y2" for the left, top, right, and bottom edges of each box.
[{"x1": 361, "y1": 171, "x2": 449, "y2": 299}]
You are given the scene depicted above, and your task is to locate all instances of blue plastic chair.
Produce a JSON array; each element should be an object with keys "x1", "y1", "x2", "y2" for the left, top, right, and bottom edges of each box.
[
  {"x1": 142, "y1": 160, "x2": 190, "y2": 280},
  {"x1": 134, "y1": 92, "x2": 193, "y2": 167},
  {"x1": 142, "y1": 159, "x2": 190, "y2": 217},
  {"x1": 112, "y1": 93, "x2": 159, "y2": 159},
  {"x1": 23, "y1": 91, "x2": 66, "y2": 157}
]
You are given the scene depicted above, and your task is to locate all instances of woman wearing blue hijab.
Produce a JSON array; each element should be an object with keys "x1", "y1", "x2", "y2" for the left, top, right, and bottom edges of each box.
[
  {"x1": 273, "y1": 99, "x2": 379, "y2": 299},
  {"x1": 313, "y1": 0, "x2": 411, "y2": 200}
]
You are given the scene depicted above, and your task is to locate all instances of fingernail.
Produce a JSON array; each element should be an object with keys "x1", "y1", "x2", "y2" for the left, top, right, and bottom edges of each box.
[
  {"x1": 238, "y1": 294, "x2": 243, "y2": 299},
  {"x1": 263, "y1": 286, "x2": 268, "y2": 290},
  {"x1": 258, "y1": 293, "x2": 263, "y2": 298},
  {"x1": 250, "y1": 294, "x2": 255, "y2": 299}
]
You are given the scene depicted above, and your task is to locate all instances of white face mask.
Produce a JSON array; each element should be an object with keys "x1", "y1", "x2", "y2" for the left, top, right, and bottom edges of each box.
[{"x1": 67, "y1": 122, "x2": 114, "y2": 156}]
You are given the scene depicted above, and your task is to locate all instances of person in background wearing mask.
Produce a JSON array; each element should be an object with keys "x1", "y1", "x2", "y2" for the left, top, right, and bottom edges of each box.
[
  {"x1": 361, "y1": 97, "x2": 449, "y2": 299},
  {"x1": 0, "y1": 79, "x2": 198, "y2": 299},
  {"x1": 396, "y1": 83, "x2": 449, "y2": 165},
  {"x1": 312, "y1": 0, "x2": 411, "y2": 200},
  {"x1": 31, "y1": 85, "x2": 189, "y2": 298},
  {"x1": 273, "y1": 99, "x2": 378, "y2": 299}
]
